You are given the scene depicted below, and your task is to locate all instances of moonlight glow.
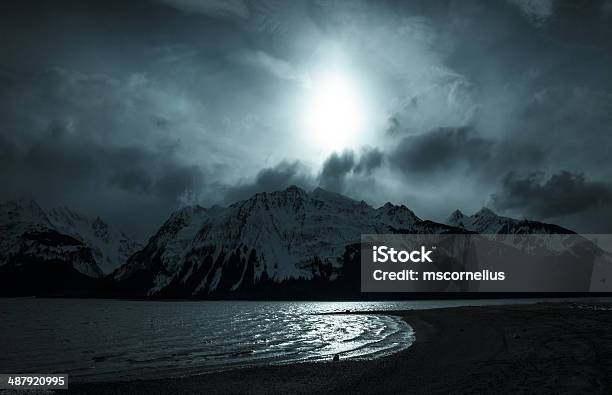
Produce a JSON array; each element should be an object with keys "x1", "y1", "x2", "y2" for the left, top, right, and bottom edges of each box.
[{"x1": 303, "y1": 71, "x2": 367, "y2": 153}]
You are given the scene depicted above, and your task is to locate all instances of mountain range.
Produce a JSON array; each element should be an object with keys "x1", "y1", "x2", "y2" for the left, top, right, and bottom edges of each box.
[{"x1": 0, "y1": 187, "x2": 607, "y2": 298}]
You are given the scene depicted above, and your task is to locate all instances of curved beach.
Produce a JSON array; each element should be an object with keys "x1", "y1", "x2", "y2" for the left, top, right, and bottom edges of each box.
[{"x1": 68, "y1": 302, "x2": 612, "y2": 394}]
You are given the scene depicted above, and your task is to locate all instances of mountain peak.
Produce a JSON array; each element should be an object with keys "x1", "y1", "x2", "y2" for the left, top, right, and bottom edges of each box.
[
  {"x1": 285, "y1": 185, "x2": 306, "y2": 194},
  {"x1": 2, "y1": 198, "x2": 43, "y2": 212},
  {"x1": 169, "y1": 204, "x2": 207, "y2": 221},
  {"x1": 0, "y1": 198, "x2": 50, "y2": 226},
  {"x1": 448, "y1": 206, "x2": 574, "y2": 235},
  {"x1": 450, "y1": 209, "x2": 465, "y2": 217},
  {"x1": 92, "y1": 215, "x2": 108, "y2": 230},
  {"x1": 376, "y1": 202, "x2": 421, "y2": 227},
  {"x1": 448, "y1": 209, "x2": 465, "y2": 225},
  {"x1": 0, "y1": 199, "x2": 141, "y2": 277}
]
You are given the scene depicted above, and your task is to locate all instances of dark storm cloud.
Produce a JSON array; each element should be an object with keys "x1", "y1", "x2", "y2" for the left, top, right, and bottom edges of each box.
[
  {"x1": 319, "y1": 151, "x2": 355, "y2": 192},
  {"x1": 354, "y1": 148, "x2": 384, "y2": 175},
  {"x1": 0, "y1": 66, "x2": 212, "y2": 239},
  {"x1": 491, "y1": 171, "x2": 612, "y2": 219},
  {"x1": 106, "y1": 146, "x2": 205, "y2": 201},
  {"x1": 389, "y1": 127, "x2": 493, "y2": 176},
  {"x1": 158, "y1": 0, "x2": 250, "y2": 19},
  {"x1": 382, "y1": 0, "x2": 612, "y2": 190},
  {"x1": 222, "y1": 161, "x2": 314, "y2": 204},
  {"x1": 0, "y1": 119, "x2": 205, "y2": 238},
  {"x1": 1, "y1": 0, "x2": 612, "y2": 236},
  {"x1": 514, "y1": 85, "x2": 612, "y2": 172},
  {"x1": 108, "y1": 167, "x2": 154, "y2": 194},
  {"x1": 318, "y1": 148, "x2": 385, "y2": 193},
  {"x1": 0, "y1": 0, "x2": 288, "y2": 239}
]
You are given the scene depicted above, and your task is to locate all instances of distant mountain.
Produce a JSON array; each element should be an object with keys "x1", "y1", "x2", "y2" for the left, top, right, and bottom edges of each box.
[
  {"x1": 0, "y1": 199, "x2": 141, "y2": 279},
  {"x1": 447, "y1": 207, "x2": 574, "y2": 234},
  {"x1": 2, "y1": 190, "x2": 607, "y2": 298},
  {"x1": 446, "y1": 207, "x2": 612, "y2": 292},
  {"x1": 47, "y1": 206, "x2": 141, "y2": 275}
]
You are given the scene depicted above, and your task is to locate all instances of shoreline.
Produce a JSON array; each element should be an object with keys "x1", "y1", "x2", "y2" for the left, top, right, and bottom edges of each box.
[{"x1": 69, "y1": 302, "x2": 612, "y2": 394}]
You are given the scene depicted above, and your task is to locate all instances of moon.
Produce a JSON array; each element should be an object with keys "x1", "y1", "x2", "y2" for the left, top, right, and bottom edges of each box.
[{"x1": 302, "y1": 71, "x2": 367, "y2": 153}]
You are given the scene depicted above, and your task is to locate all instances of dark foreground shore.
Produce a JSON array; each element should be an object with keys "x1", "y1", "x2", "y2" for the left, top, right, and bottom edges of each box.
[{"x1": 69, "y1": 302, "x2": 612, "y2": 394}]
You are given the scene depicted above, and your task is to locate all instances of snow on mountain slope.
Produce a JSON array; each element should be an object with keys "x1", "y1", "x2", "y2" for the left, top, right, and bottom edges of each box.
[
  {"x1": 447, "y1": 207, "x2": 573, "y2": 234},
  {"x1": 47, "y1": 207, "x2": 141, "y2": 275},
  {"x1": 446, "y1": 207, "x2": 603, "y2": 259},
  {"x1": 117, "y1": 186, "x2": 461, "y2": 297},
  {"x1": 0, "y1": 199, "x2": 140, "y2": 277},
  {"x1": 0, "y1": 199, "x2": 103, "y2": 277},
  {"x1": 113, "y1": 205, "x2": 208, "y2": 291},
  {"x1": 447, "y1": 207, "x2": 612, "y2": 291},
  {"x1": 0, "y1": 199, "x2": 53, "y2": 263},
  {"x1": 5, "y1": 191, "x2": 603, "y2": 296}
]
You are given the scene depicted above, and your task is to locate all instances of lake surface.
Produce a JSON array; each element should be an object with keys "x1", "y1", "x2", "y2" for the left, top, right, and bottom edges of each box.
[{"x1": 0, "y1": 297, "x2": 608, "y2": 382}]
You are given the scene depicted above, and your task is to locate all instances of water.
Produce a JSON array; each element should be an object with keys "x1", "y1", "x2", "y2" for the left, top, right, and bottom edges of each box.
[{"x1": 0, "y1": 297, "x2": 608, "y2": 382}]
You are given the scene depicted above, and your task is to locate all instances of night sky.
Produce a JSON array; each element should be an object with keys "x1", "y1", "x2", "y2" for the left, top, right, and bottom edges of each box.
[{"x1": 1, "y1": 0, "x2": 612, "y2": 240}]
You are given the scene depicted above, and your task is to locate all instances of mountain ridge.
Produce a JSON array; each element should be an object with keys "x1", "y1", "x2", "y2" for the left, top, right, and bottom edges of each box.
[
  {"x1": 111, "y1": 186, "x2": 574, "y2": 298},
  {"x1": 447, "y1": 206, "x2": 574, "y2": 234},
  {"x1": 0, "y1": 198, "x2": 141, "y2": 278},
  {"x1": 1, "y1": 188, "x2": 590, "y2": 298}
]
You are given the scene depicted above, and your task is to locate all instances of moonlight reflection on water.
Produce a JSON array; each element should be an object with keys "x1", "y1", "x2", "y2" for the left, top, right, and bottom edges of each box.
[{"x1": 0, "y1": 299, "x2": 413, "y2": 382}]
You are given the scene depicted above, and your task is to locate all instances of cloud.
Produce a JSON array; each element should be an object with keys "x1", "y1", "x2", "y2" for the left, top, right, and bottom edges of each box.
[
  {"x1": 604, "y1": 0, "x2": 612, "y2": 15},
  {"x1": 158, "y1": 0, "x2": 249, "y2": 18},
  {"x1": 241, "y1": 50, "x2": 306, "y2": 85},
  {"x1": 491, "y1": 171, "x2": 612, "y2": 219},
  {"x1": 389, "y1": 127, "x2": 493, "y2": 177},
  {"x1": 3, "y1": 0, "x2": 612, "y2": 237},
  {"x1": 222, "y1": 161, "x2": 314, "y2": 203},
  {"x1": 105, "y1": 146, "x2": 205, "y2": 202},
  {"x1": 507, "y1": 0, "x2": 555, "y2": 26},
  {"x1": 319, "y1": 151, "x2": 355, "y2": 192},
  {"x1": 220, "y1": 147, "x2": 385, "y2": 203},
  {"x1": 354, "y1": 147, "x2": 384, "y2": 175},
  {"x1": 0, "y1": 66, "x2": 212, "y2": 239},
  {"x1": 0, "y1": 123, "x2": 206, "y2": 239},
  {"x1": 318, "y1": 148, "x2": 385, "y2": 193}
]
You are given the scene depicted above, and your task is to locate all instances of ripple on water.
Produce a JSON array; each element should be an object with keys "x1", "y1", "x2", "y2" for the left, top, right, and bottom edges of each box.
[{"x1": 0, "y1": 300, "x2": 417, "y2": 382}]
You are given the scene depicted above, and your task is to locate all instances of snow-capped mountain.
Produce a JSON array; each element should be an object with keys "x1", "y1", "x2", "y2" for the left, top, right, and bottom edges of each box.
[
  {"x1": 447, "y1": 207, "x2": 573, "y2": 234},
  {"x1": 447, "y1": 207, "x2": 584, "y2": 257},
  {"x1": 0, "y1": 199, "x2": 141, "y2": 278},
  {"x1": 113, "y1": 186, "x2": 463, "y2": 297},
  {"x1": 446, "y1": 207, "x2": 612, "y2": 292},
  {"x1": 113, "y1": 204, "x2": 209, "y2": 292},
  {"x1": 4, "y1": 190, "x2": 606, "y2": 297},
  {"x1": 0, "y1": 199, "x2": 55, "y2": 256},
  {"x1": 47, "y1": 207, "x2": 141, "y2": 275}
]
